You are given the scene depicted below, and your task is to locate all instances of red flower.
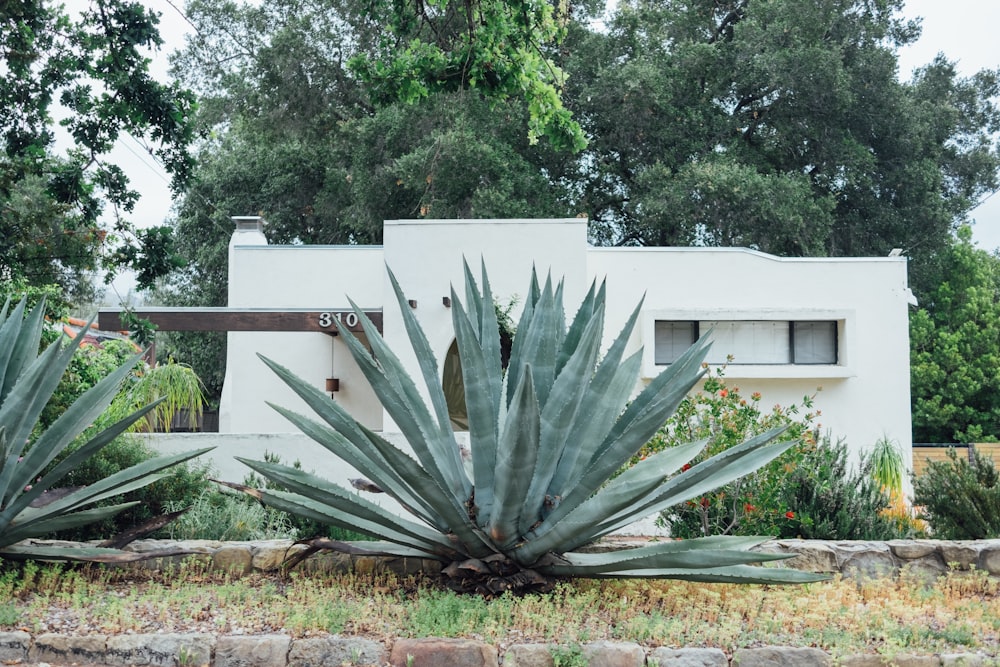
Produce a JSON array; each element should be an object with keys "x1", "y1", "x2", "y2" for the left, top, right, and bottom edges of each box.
[
  {"x1": 744, "y1": 503, "x2": 756, "y2": 512},
  {"x1": 719, "y1": 389, "x2": 728, "y2": 398},
  {"x1": 785, "y1": 511, "x2": 795, "y2": 519},
  {"x1": 700, "y1": 497, "x2": 710, "y2": 508}
]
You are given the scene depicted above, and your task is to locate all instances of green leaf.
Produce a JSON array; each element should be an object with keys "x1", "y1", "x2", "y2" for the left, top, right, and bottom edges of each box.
[
  {"x1": 237, "y1": 458, "x2": 458, "y2": 555},
  {"x1": 490, "y1": 364, "x2": 540, "y2": 549}
]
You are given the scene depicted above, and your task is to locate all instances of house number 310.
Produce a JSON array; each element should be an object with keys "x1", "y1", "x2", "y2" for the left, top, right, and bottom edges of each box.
[{"x1": 318, "y1": 312, "x2": 359, "y2": 328}]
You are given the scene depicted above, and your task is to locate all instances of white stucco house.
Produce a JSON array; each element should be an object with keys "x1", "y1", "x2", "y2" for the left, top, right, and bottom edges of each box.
[{"x1": 214, "y1": 216, "x2": 914, "y2": 472}]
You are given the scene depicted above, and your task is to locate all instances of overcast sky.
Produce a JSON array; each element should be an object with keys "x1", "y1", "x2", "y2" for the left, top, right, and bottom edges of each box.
[{"x1": 106, "y1": 0, "x2": 1000, "y2": 286}]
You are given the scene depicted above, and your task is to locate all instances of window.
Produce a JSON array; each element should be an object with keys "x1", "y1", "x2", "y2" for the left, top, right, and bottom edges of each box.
[
  {"x1": 654, "y1": 320, "x2": 838, "y2": 365},
  {"x1": 654, "y1": 321, "x2": 697, "y2": 365}
]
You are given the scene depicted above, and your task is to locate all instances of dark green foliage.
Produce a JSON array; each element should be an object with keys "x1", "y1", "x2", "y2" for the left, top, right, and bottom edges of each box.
[
  {"x1": 777, "y1": 438, "x2": 908, "y2": 540},
  {"x1": 565, "y1": 0, "x2": 1000, "y2": 295},
  {"x1": 913, "y1": 448, "x2": 1000, "y2": 540},
  {"x1": 911, "y1": 227, "x2": 1000, "y2": 443},
  {"x1": 1, "y1": 1, "x2": 196, "y2": 295},
  {"x1": 42, "y1": 435, "x2": 213, "y2": 542}
]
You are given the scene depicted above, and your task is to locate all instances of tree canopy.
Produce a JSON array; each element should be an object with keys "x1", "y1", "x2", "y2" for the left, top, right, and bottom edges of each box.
[
  {"x1": 157, "y1": 0, "x2": 1000, "y2": 411},
  {"x1": 1, "y1": 0, "x2": 197, "y2": 298},
  {"x1": 567, "y1": 0, "x2": 1000, "y2": 287},
  {"x1": 911, "y1": 226, "x2": 1000, "y2": 443}
]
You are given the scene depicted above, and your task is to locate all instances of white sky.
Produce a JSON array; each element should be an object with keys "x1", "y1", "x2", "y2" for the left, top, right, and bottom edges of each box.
[{"x1": 106, "y1": 0, "x2": 1000, "y2": 281}]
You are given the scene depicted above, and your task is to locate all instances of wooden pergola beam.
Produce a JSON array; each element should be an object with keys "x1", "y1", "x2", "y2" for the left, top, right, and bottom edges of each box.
[{"x1": 98, "y1": 308, "x2": 383, "y2": 335}]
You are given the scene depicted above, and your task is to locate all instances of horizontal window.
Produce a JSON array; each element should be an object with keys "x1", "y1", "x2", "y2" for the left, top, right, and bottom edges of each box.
[{"x1": 655, "y1": 320, "x2": 838, "y2": 365}]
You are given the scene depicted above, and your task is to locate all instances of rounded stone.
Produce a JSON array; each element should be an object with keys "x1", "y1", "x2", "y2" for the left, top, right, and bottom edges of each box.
[
  {"x1": 940, "y1": 543, "x2": 980, "y2": 570},
  {"x1": 978, "y1": 544, "x2": 1000, "y2": 575},
  {"x1": 889, "y1": 540, "x2": 937, "y2": 559},
  {"x1": 212, "y1": 545, "x2": 253, "y2": 575}
]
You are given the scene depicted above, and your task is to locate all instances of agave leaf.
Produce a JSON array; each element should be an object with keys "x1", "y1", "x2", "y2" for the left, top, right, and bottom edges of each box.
[
  {"x1": 335, "y1": 299, "x2": 469, "y2": 508},
  {"x1": 450, "y1": 290, "x2": 500, "y2": 526},
  {"x1": 513, "y1": 275, "x2": 560, "y2": 410},
  {"x1": 386, "y1": 268, "x2": 463, "y2": 489},
  {"x1": 490, "y1": 365, "x2": 540, "y2": 549},
  {"x1": 552, "y1": 277, "x2": 567, "y2": 359},
  {"x1": 462, "y1": 259, "x2": 484, "y2": 336},
  {"x1": 0, "y1": 335, "x2": 74, "y2": 482},
  {"x1": 236, "y1": 457, "x2": 459, "y2": 554},
  {"x1": 0, "y1": 543, "x2": 201, "y2": 563},
  {"x1": 593, "y1": 428, "x2": 796, "y2": 537},
  {"x1": 351, "y1": 421, "x2": 497, "y2": 557},
  {"x1": 504, "y1": 269, "x2": 543, "y2": 408},
  {"x1": 515, "y1": 440, "x2": 706, "y2": 563},
  {"x1": 247, "y1": 487, "x2": 448, "y2": 558},
  {"x1": 0, "y1": 299, "x2": 44, "y2": 403},
  {"x1": 527, "y1": 337, "x2": 710, "y2": 542},
  {"x1": 475, "y1": 259, "x2": 503, "y2": 398},
  {"x1": 3, "y1": 502, "x2": 142, "y2": 541},
  {"x1": 0, "y1": 309, "x2": 100, "y2": 462},
  {"x1": 554, "y1": 280, "x2": 599, "y2": 377},
  {"x1": 590, "y1": 334, "x2": 711, "y2": 466},
  {"x1": 0, "y1": 402, "x2": 162, "y2": 531},
  {"x1": 583, "y1": 564, "x2": 829, "y2": 584},
  {"x1": 266, "y1": 402, "x2": 446, "y2": 529},
  {"x1": 540, "y1": 539, "x2": 793, "y2": 576},
  {"x1": 549, "y1": 299, "x2": 644, "y2": 496},
  {"x1": 0, "y1": 298, "x2": 29, "y2": 404},
  {"x1": 255, "y1": 356, "x2": 442, "y2": 522},
  {"x1": 9, "y1": 448, "x2": 211, "y2": 536},
  {"x1": 519, "y1": 304, "x2": 605, "y2": 535},
  {"x1": 2, "y1": 358, "x2": 152, "y2": 511}
]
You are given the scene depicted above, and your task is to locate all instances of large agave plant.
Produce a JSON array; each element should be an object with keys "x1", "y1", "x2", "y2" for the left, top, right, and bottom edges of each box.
[
  {"x1": 239, "y1": 264, "x2": 825, "y2": 593},
  {"x1": 0, "y1": 298, "x2": 212, "y2": 562}
]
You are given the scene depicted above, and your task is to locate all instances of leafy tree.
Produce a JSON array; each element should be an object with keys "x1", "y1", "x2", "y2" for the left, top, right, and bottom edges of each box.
[
  {"x1": 1, "y1": 0, "x2": 197, "y2": 297},
  {"x1": 565, "y1": 0, "x2": 1000, "y2": 293},
  {"x1": 159, "y1": 0, "x2": 576, "y2": 401},
  {"x1": 347, "y1": 0, "x2": 588, "y2": 151},
  {"x1": 911, "y1": 227, "x2": 1000, "y2": 443}
]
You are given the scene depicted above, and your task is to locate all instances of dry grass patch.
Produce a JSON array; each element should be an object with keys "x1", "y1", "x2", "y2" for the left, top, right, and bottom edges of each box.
[{"x1": 0, "y1": 560, "x2": 998, "y2": 659}]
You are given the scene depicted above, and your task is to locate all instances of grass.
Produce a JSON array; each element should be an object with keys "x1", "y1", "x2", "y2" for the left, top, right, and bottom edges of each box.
[{"x1": 0, "y1": 559, "x2": 998, "y2": 660}]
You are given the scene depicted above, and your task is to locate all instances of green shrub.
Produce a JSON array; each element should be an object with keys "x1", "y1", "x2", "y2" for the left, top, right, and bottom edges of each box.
[
  {"x1": 43, "y1": 435, "x2": 214, "y2": 542},
  {"x1": 161, "y1": 489, "x2": 299, "y2": 541},
  {"x1": 777, "y1": 437, "x2": 911, "y2": 540},
  {"x1": 655, "y1": 366, "x2": 908, "y2": 540},
  {"x1": 913, "y1": 447, "x2": 1000, "y2": 539},
  {"x1": 38, "y1": 339, "x2": 136, "y2": 431}
]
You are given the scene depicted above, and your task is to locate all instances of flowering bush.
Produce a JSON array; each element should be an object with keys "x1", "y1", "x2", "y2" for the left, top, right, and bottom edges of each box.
[{"x1": 649, "y1": 363, "x2": 915, "y2": 540}]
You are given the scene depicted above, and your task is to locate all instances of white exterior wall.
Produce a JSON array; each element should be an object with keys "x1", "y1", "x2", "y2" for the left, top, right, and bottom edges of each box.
[
  {"x1": 219, "y1": 219, "x2": 912, "y2": 475},
  {"x1": 588, "y1": 247, "x2": 914, "y2": 465},
  {"x1": 221, "y1": 244, "x2": 385, "y2": 433}
]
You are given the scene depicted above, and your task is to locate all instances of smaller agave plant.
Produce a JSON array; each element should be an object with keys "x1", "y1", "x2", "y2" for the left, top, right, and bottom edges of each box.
[
  {"x1": 0, "y1": 297, "x2": 212, "y2": 562},
  {"x1": 235, "y1": 263, "x2": 826, "y2": 593}
]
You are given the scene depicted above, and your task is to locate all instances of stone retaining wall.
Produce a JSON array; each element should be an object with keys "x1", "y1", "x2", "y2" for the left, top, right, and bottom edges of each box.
[
  {"x1": 83, "y1": 537, "x2": 1000, "y2": 579},
  {"x1": 0, "y1": 631, "x2": 993, "y2": 666}
]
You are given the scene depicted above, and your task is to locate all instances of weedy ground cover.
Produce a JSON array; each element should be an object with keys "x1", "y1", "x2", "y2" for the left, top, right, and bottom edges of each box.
[{"x1": 0, "y1": 560, "x2": 998, "y2": 660}]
